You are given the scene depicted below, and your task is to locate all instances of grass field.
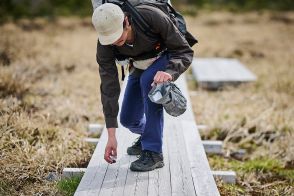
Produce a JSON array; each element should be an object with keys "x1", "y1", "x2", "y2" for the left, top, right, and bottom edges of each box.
[
  {"x1": 187, "y1": 11, "x2": 294, "y2": 195},
  {"x1": 0, "y1": 11, "x2": 293, "y2": 195}
]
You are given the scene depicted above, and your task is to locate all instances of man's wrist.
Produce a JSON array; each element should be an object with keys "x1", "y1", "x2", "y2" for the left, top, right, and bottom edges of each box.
[{"x1": 107, "y1": 127, "x2": 116, "y2": 138}]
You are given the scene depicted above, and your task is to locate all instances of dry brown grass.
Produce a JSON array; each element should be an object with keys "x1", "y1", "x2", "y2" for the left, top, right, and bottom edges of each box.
[
  {"x1": 187, "y1": 11, "x2": 294, "y2": 159},
  {"x1": 0, "y1": 11, "x2": 293, "y2": 195},
  {"x1": 0, "y1": 18, "x2": 102, "y2": 195},
  {"x1": 186, "y1": 11, "x2": 294, "y2": 194},
  {"x1": 0, "y1": 102, "x2": 91, "y2": 195}
]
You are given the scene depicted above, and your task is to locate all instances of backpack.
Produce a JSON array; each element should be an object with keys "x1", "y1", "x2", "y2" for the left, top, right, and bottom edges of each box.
[{"x1": 98, "y1": 0, "x2": 198, "y2": 47}]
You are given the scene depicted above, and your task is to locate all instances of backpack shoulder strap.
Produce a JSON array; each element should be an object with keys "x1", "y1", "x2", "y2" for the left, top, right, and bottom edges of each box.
[{"x1": 121, "y1": 0, "x2": 159, "y2": 39}]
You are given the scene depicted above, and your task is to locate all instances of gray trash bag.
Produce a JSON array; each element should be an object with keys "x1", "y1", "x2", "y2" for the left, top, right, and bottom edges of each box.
[{"x1": 148, "y1": 81, "x2": 187, "y2": 117}]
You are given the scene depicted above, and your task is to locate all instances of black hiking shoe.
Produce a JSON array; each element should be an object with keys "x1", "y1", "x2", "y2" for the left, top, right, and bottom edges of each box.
[
  {"x1": 130, "y1": 150, "x2": 164, "y2": 172},
  {"x1": 127, "y1": 136, "x2": 142, "y2": 155}
]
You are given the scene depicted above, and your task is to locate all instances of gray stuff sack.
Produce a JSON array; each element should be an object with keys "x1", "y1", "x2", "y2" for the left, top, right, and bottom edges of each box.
[{"x1": 148, "y1": 81, "x2": 187, "y2": 117}]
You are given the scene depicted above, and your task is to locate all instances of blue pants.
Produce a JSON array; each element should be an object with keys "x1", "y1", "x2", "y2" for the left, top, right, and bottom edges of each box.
[{"x1": 120, "y1": 53, "x2": 169, "y2": 153}]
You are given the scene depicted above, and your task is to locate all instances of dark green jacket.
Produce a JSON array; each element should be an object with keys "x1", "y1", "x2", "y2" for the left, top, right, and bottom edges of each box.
[{"x1": 96, "y1": 5, "x2": 194, "y2": 128}]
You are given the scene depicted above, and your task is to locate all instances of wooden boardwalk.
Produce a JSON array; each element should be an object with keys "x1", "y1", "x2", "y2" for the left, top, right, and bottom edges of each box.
[
  {"x1": 74, "y1": 75, "x2": 220, "y2": 196},
  {"x1": 191, "y1": 57, "x2": 256, "y2": 89}
]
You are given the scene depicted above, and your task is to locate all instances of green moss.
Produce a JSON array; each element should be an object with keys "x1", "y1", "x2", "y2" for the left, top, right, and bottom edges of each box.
[
  {"x1": 205, "y1": 127, "x2": 227, "y2": 140},
  {"x1": 209, "y1": 156, "x2": 237, "y2": 170},
  {"x1": 220, "y1": 183, "x2": 245, "y2": 195},
  {"x1": 209, "y1": 156, "x2": 290, "y2": 176},
  {"x1": 57, "y1": 176, "x2": 82, "y2": 196},
  {"x1": 209, "y1": 156, "x2": 294, "y2": 194},
  {"x1": 181, "y1": 0, "x2": 294, "y2": 11},
  {"x1": 223, "y1": 114, "x2": 230, "y2": 120},
  {"x1": 231, "y1": 158, "x2": 282, "y2": 173},
  {"x1": 180, "y1": 6, "x2": 198, "y2": 16},
  {"x1": 185, "y1": 68, "x2": 199, "y2": 90},
  {"x1": 238, "y1": 140, "x2": 258, "y2": 153},
  {"x1": 0, "y1": 180, "x2": 10, "y2": 195},
  {"x1": 87, "y1": 131, "x2": 101, "y2": 139},
  {"x1": 277, "y1": 170, "x2": 294, "y2": 183},
  {"x1": 280, "y1": 125, "x2": 293, "y2": 133}
]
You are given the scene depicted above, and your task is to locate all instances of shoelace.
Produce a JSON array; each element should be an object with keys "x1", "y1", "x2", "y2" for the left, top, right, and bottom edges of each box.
[{"x1": 137, "y1": 151, "x2": 153, "y2": 164}]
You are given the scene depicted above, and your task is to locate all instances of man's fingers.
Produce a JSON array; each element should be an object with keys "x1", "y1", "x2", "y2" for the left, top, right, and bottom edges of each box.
[
  {"x1": 104, "y1": 148, "x2": 113, "y2": 163},
  {"x1": 162, "y1": 75, "x2": 168, "y2": 81},
  {"x1": 162, "y1": 74, "x2": 168, "y2": 82},
  {"x1": 164, "y1": 74, "x2": 171, "y2": 81},
  {"x1": 105, "y1": 147, "x2": 118, "y2": 164},
  {"x1": 104, "y1": 154, "x2": 111, "y2": 163},
  {"x1": 154, "y1": 71, "x2": 163, "y2": 83},
  {"x1": 104, "y1": 155, "x2": 110, "y2": 163},
  {"x1": 157, "y1": 74, "x2": 163, "y2": 83},
  {"x1": 156, "y1": 72, "x2": 170, "y2": 83},
  {"x1": 112, "y1": 148, "x2": 117, "y2": 157},
  {"x1": 151, "y1": 72, "x2": 158, "y2": 86},
  {"x1": 110, "y1": 148, "x2": 117, "y2": 163},
  {"x1": 153, "y1": 72, "x2": 160, "y2": 83},
  {"x1": 152, "y1": 71, "x2": 172, "y2": 86}
]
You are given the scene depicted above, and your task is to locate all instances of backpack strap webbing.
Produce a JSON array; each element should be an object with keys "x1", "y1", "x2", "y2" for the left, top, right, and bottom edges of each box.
[{"x1": 120, "y1": 0, "x2": 159, "y2": 39}]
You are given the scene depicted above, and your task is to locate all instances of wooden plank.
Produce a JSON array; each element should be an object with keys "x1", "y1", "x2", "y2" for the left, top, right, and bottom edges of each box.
[
  {"x1": 83, "y1": 138, "x2": 100, "y2": 145},
  {"x1": 157, "y1": 134, "x2": 172, "y2": 196},
  {"x1": 62, "y1": 168, "x2": 86, "y2": 179},
  {"x1": 148, "y1": 130, "x2": 171, "y2": 196},
  {"x1": 197, "y1": 124, "x2": 208, "y2": 130},
  {"x1": 212, "y1": 171, "x2": 236, "y2": 184},
  {"x1": 122, "y1": 155, "x2": 139, "y2": 195},
  {"x1": 133, "y1": 171, "x2": 149, "y2": 196},
  {"x1": 192, "y1": 58, "x2": 256, "y2": 82},
  {"x1": 148, "y1": 170, "x2": 159, "y2": 196},
  {"x1": 191, "y1": 57, "x2": 256, "y2": 89},
  {"x1": 166, "y1": 119, "x2": 197, "y2": 196},
  {"x1": 110, "y1": 130, "x2": 136, "y2": 196},
  {"x1": 181, "y1": 121, "x2": 220, "y2": 196},
  {"x1": 202, "y1": 140, "x2": 223, "y2": 155},
  {"x1": 88, "y1": 123, "x2": 104, "y2": 134},
  {"x1": 74, "y1": 128, "x2": 109, "y2": 196},
  {"x1": 98, "y1": 127, "x2": 129, "y2": 196},
  {"x1": 75, "y1": 81, "x2": 128, "y2": 196},
  {"x1": 165, "y1": 121, "x2": 187, "y2": 196},
  {"x1": 174, "y1": 76, "x2": 220, "y2": 196},
  {"x1": 117, "y1": 135, "x2": 150, "y2": 196},
  {"x1": 173, "y1": 125, "x2": 197, "y2": 196}
]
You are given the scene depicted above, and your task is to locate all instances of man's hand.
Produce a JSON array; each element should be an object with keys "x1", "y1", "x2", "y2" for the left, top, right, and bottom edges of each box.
[
  {"x1": 152, "y1": 71, "x2": 172, "y2": 86},
  {"x1": 104, "y1": 128, "x2": 117, "y2": 164}
]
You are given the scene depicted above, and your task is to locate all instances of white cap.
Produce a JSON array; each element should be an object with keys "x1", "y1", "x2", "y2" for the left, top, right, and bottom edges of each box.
[{"x1": 92, "y1": 3, "x2": 124, "y2": 45}]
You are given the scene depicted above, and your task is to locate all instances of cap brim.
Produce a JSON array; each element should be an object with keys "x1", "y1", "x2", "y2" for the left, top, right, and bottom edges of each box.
[{"x1": 98, "y1": 26, "x2": 123, "y2": 45}]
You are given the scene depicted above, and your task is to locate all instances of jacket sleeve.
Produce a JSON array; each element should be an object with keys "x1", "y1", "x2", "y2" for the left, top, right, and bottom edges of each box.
[
  {"x1": 139, "y1": 7, "x2": 194, "y2": 81},
  {"x1": 96, "y1": 41, "x2": 120, "y2": 128}
]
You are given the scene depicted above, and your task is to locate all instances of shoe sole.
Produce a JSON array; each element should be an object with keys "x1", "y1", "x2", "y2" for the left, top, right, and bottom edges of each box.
[{"x1": 130, "y1": 161, "x2": 164, "y2": 172}]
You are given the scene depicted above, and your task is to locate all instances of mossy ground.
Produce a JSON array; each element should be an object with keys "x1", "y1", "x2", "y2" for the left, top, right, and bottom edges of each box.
[{"x1": 57, "y1": 176, "x2": 83, "y2": 196}]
